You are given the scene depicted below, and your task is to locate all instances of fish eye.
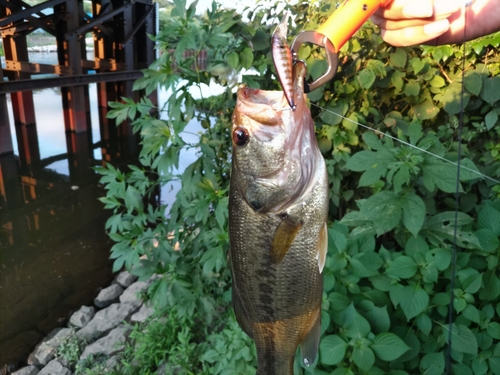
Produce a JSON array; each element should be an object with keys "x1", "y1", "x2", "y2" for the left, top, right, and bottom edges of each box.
[{"x1": 233, "y1": 127, "x2": 249, "y2": 146}]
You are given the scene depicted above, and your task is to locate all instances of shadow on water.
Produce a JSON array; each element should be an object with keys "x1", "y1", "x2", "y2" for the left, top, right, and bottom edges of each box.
[{"x1": 0, "y1": 63, "x2": 140, "y2": 370}]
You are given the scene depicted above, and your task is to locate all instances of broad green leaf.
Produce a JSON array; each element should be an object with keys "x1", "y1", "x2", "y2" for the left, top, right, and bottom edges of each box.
[
  {"x1": 420, "y1": 352, "x2": 445, "y2": 375},
  {"x1": 390, "y1": 49, "x2": 407, "y2": 68},
  {"x1": 464, "y1": 70, "x2": 482, "y2": 95},
  {"x1": 441, "y1": 323, "x2": 478, "y2": 355},
  {"x1": 489, "y1": 357, "x2": 500, "y2": 375},
  {"x1": 485, "y1": 110, "x2": 498, "y2": 130},
  {"x1": 399, "y1": 285, "x2": 429, "y2": 320},
  {"x1": 442, "y1": 84, "x2": 470, "y2": 114},
  {"x1": 343, "y1": 312, "x2": 371, "y2": 338},
  {"x1": 371, "y1": 333, "x2": 410, "y2": 361},
  {"x1": 386, "y1": 256, "x2": 418, "y2": 279},
  {"x1": 452, "y1": 363, "x2": 473, "y2": 375},
  {"x1": 352, "y1": 345, "x2": 375, "y2": 372},
  {"x1": 416, "y1": 314, "x2": 432, "y2": 335},
  {"x1": 357, "y1": 300, "x2": 390, "y2": 334},
  {"x1": 402, "y1": 193, "x2": 425, "y2": 236},
  {"x1": 367, "y1": 59, "x2": 386, "y2": 77},
  {"x1": 488, "y1": 322, "x2": 500, "y2": 340},
  {"x1": 411, "y1": 58, "x2": 425, "y2": 74},
  {"x1": 319, "y1": 335, "x2": 347, "y2": 365},
  {"x1": 404, "y1": 81, "x2": 420, "y2": 97},
  {"x1": 358, "y1": 68, "x2": 376, "y2": 89},
  {"x1": 413, "y1": 99, "x2": 439, "y2": 120},
  {"x1": 461, "y1": 272, "x2": 482, "y2": 294},
  {"x1": 480, "y1": 76, "x2": 500, "y2": 104},
  {"x1": 429, "y1": 75, "x2": 445, "y2": 88},
  {"x1": 329, "y1": 229, "x2": 347, "y2": 253},
  {"x1": 478, "y1": 205, "x2": 500, "y2": 235},
  {"x1": 227, "y1": 51, "x2": 239, "y2": 69},
  {"x1": 479, "y1": 270, "x2": 500, "y2": 301},
  {"x1": 239, "y1": 47, "x2": 254, "y2": 69},
  {"x1": 462, "y1": 304, "x2": 480, "y2": 323},
  {"x1": 426, "y1": 248, "x2": 451, "y2": 271}
]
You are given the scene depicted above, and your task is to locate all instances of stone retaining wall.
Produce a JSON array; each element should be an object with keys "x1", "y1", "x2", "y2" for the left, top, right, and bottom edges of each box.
[{"x1": 12, "y1": 271, "x2": 155, "y2": 375}]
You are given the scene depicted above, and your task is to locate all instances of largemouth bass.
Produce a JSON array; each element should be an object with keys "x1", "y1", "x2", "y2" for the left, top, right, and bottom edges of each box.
[{"x1": 229, "y1": 61, "x2": 329, "y2": 375}]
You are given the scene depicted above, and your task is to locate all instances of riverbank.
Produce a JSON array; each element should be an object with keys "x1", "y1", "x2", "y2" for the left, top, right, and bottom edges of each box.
[{"x1": 8, "y1": 270, "x2": 156, "y2": 375}]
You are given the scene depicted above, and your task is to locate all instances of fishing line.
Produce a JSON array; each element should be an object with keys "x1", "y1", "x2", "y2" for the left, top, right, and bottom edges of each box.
[{"x1": 309, "y1": 103, "x2": 500, "y2": 184}]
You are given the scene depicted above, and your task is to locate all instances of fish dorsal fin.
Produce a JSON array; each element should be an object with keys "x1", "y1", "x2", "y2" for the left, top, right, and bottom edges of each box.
[
  {"x1": 300, "y1": 311, "x2": 321, "y2": 367},
  {"x1": 270, "y1": 215, "x2": 302, "y2": 264},
  {"x1": 317, "y1": 222, "x2": 328, "y2": 273}
]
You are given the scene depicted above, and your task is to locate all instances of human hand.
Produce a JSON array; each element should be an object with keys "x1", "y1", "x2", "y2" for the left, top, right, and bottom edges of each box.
[
  {"x1": 370, "y1": 0, "x2": 461, "y2": 46},
  {"x1": 371, "y1": 0, "x2": 500, "y2": 46}
]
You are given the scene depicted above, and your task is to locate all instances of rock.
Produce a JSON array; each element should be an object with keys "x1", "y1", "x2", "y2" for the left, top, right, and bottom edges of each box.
[
  {"x1": 80, "y1": 326, "x2": 130, "y2": 361},
  {"x1": 94, "y1": 284, "x2": 124, "y2": 308},
  {"x1": 119, "y1": 281, "x2": 148, "y2": 307},
  {"x1": 11, "y1": 366, "x2": 40, "y2": 375},
  {"x1": 130, "y1": 303, "x2": 155, "y2": 323},
  {"x1": 69, "y1": 306, "x2": 95, "y2": 328},
  {"x1": 115, "y1": 271, "x2": 137, "y2": 288},
  {"x1": 76, "y1": 303, "x2": 138, "y2": 342},
  {"x1": 37, "y1": 360, "x2": 71, "y2": 375},
  {"x1": 27, "y1": 328, "x2": 75, "y2": 367},
  {"x1": 27, "y1": 343, "x2": 56, "y2": 367},
  {"x1": 45, "y1": 328, "x2": 74, "y2": 349}
]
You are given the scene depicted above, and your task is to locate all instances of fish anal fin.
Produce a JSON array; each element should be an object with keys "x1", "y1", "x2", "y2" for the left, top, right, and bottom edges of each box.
[
  {"x1": 270, "y1": 216, "x2": 302, "y2": 264},
  {"x1": 232, "y1": 287, "x2": 253, "y2": 339},
  {"x1": 317, "y1": 221, "x2": 328, "y2": 274},
  {"x1": 300, "y1": 312, "x2": 321, "y2": 367}
]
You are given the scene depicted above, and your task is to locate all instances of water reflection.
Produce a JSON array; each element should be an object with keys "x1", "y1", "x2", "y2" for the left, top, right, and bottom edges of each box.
[{"x1": 0, "y1": 53, "x2": 127, "y2": 369}]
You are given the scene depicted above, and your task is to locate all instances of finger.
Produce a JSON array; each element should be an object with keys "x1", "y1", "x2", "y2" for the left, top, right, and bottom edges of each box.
[
  {"x1": 379, "y1": 19, "x2": 450, "y2": 47},
  {"x1": 371, "y1": 13, "x2": 449, "y2": 31},
  {"x1": 375, "y1": 0, "x2": 461, "y2": 21},
  {"x1": 373, "y1": 0, "x2": 434, "y2": 20}
]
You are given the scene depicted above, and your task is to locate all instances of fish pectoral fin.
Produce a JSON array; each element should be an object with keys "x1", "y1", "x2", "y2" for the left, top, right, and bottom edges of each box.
[
  {"x1": 317, "y1": 221, "x2": 328, "y2": 274},
  {"x1": 300, "y1": 311, "x2": 321, "y2": 367},
  {"x1": 270, "y1": 215, "x2": 302, "y2": 264},
  {"x1": 232, "y1": 286, "x2": 253, "y2": 339}
]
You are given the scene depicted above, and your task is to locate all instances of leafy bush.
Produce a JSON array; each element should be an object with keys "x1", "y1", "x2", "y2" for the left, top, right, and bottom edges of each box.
[{"x1": 97, "y1": 0, "x2": 500, "y2": 374}]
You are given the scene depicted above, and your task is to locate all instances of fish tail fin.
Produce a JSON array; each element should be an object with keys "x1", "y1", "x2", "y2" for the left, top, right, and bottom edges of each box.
[{"x1": 300, "y1": 310, "x2": 321, "y2": 367}]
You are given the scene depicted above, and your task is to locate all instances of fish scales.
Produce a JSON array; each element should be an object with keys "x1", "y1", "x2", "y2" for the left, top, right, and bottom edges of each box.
[{"x1": 229, "y1": 61, "x2": 329, "y2": 375}]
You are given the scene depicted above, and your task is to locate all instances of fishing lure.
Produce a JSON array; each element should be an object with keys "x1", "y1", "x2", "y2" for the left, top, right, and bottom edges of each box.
[{"x1": 271, "y1": 12, "x2": 296, "y2": 111}]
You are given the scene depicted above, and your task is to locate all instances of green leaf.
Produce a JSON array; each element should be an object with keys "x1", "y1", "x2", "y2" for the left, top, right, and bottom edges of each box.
[
  {"x1": 404, "y1": 81, "x2": 420, "y2": 97},
  {"x1": 429, "y1": 75, "x2": 445, "y2": 88},
  {"x1": 489, "y1": 357, "x2": 500, "y2": 375},
  {"x1": 462, "y1": 304, "x2": 480, "y2": 323},
  {"x1": 442, "y1": 84, "x2": 470, "y2": 114},
  {"x1": 441, "y1": 323, "x2": 478, "y2": 355},
  {"x1": 480, "y1": 76, "x2": 500, "y2": 104},
  {"x1": 352, "y1": 346, "x2": 375, "y2": 372},
  {"x1": 488, "y1": 322, "x2": 500, "y2": 340},
  {"x1": 320, "y1": 335, "x2": 347, "y2": 366},
  {"x1": 485, "y1": 110, "x2": 498, "y2": 130},
  {"x1": 402, "y1": 193, "x2": 425, "y2": 236},
  {"x1": 420, "y1": 352, "x2": 445, "y2": 375},
  {"x1": 227, "y1": 51, "x2": 239, "y2": 69},
  {"x1": 413, "y1": 99, "x2": 439, "y2": 120},
  {"x1": 390, "y1": 49, "x2": 407, "y2": 68},
  {"x1": 426, "y1": 248, "x2": 451, "y2": 271},
  {"x1": 464, "y1": 70, "x2": 482, "y2": 95},
  {"x1": 358, "y1": 68, "x2": 376, "y2": 89},
  {"x1": 416, "y1": 314, "x2": 432, "y2": 336},
  {"x1": 343, "y1": 312, "x2": 371, "y2": 339},
  {"x1": 371, "y1": 333, "x2": 410, "y2": 361},
  {"x1": 386, "y1": 256, "x2": 418, "y2": 279},
  {"x1": 357, "y1": 300, "x2": 390, "y2": 334},
  {"x1": 399, "y1": 285, "x2": 429, "y2": 320},
  {"x1": 239, "y1": 47, "x2": 254, "y2": 69},
  {"x1": 478, "y1": 205, "x2": 500, "y2": 235}
]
